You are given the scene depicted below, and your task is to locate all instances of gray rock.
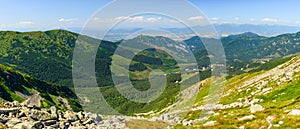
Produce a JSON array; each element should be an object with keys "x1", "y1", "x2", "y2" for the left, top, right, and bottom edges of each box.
[
  {"x1": 4, "y1": 102, "x2": 12, "y2": 107},
  {"x1": 43, "y1": 120, "x2": 57, "y2": 126},
  {"x1": 50, "y1": 106, "x2": 57, "y2": 118},
  {"x1": 6, "y1": 118, "x2": 21, "y2": 128},
  {"x1": 0, "y1": 100, "x2": 130, "y2": 128},
  {"x1": 12, "y1": 101, "x2": 20, "y2": 107},
  {"x1": 63, "y1": 111, "x2": 77, "y2": 121},
  {"x1": 83, "y1": 118, "x2": 95, "y2": 125},
  {"x1": 30, "y1": 110, "x2": 53, "y2": 121},
  {"x1": 32, "y1": 121, "x2": 44, "y2": 128},
  {"x1": 13, "y1": 122, "x2": 35, "y2": 129},
  {"x1": 76, "y1": 112, "x2": 84, "y2": 120},
  {"x1": 0, "y1": 108, "x2": 20, "y2": 115},
  {"x1": 266, "y1": 115, "x2": 275, "y2": 123},
  {"x1": 92, "y1": 114, "x2": 102, "y2": 122},
  {"x1": 0, "y1": 117, "x2": 8, "y2": 123},
  {"x1": 203, "y1": 121, "x2": 216, "y2": 127},
  {"x1": 71, "y1": 120, "x2": 81, "y2": 126},
  {"x1": 87, "y1": 123, "x2": 97, "y2": 128},
  {"x1": 288, "y1": 109, "x2": 300, "y2": 116},
  {"x1": 250, "y1": 104, "x2": 264, "y2": 113},
  {"x1": 85, "y1": 112, "x2": 93, "y2": 119},
  {"x1": 238, "y1": 115, "x2": 255, "y2": 121}
]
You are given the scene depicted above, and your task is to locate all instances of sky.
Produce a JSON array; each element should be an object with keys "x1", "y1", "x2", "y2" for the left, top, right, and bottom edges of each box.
[{"x1": 1, "y1": 0, "x2": 300, "y2": 31}]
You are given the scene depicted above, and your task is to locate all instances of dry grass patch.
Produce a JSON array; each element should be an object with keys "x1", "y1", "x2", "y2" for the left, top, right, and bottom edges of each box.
[{"x1": 126, "y1": 120, "x2": 170, "y2": 129}]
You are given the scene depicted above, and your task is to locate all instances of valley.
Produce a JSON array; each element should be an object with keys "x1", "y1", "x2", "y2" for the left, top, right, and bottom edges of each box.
[{"x1": 0, "y1": 30, "x2": 300, "y2": 128}]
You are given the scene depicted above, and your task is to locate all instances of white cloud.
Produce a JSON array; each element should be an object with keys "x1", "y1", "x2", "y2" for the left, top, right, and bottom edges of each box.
[
  {"x1": 91, "y1": 17, "x2": 113, "y2": 23},
  {"x1": 113, "y1": 16, "x2": 161, "y2": 23},
  {"x1": 261, "y1": 18, "x2": 279, "y2": 23},
  {"x1": 17, "y1": 21, "x2": 34, "y2": 25},
  {"x1": 58, "y1": 18, "x2": 77, "y2": 23},
  {"x1": 146, "y1": 17, "x2": 161, "y2": 22},
  {"x1": 129, "y1": 16, "x2": 144, "y2": 22},
  {"x1": 234, "y1": 17, "x2": 240, "y2": 20},
  {"x1": 92, "y1": 17, "x2": 101, "y2": 21},
  {"x1": 114, "y1": 16, "x2": 129, "y2": 21},
  {"x1": 250, "y1": 18, "x2": 255, "y2": 21},
  {"x1": 210, "y1": 17, "x2": 220, "y2": 21},
  {"x1": 188, "y1": 16, "x2": 205, "y2": 21}
]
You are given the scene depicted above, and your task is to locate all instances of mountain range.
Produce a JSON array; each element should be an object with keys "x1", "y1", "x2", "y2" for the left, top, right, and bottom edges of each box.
[
  {"x1": 83, "y1": 24, "x2": 300, "y2": 40},
  {"x1": 1, "y1": 29, "x2": 300, "y2": 115}
]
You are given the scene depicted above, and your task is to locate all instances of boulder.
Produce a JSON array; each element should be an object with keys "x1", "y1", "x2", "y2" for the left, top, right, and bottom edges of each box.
[
  {"x1": 13, "y1": 122, "x2": 35, "y2": 129},
  {"x1": 76, "y1": 112, "x2": 84, "y2": 120},
  {"x1": 0, "y1": 108, "x2": 20, "y2": 115},
  {"x1": 250, "y1": 104, "x2": 264, "y2": 113},
  {"x1": 50, "y1": 106, "x2": 57, "y2": 118},
  {"x1": 6, "y1": 118, "x2": 21, "y2": 128},
  {"x1": 83, "y1": 118, "x2": 95, "y2": 125},
  {"x1": 92, "y1": 114, "x2": 102, "y2": 122},
  {"x1": 63, "y1": 111, "x2": 77, "y2": 121},
  {"x1": 44, "y1": 120, "x2": 57, "y2": 126},
  {"x1": 30, "y1": 110, "x2": 53, "y2": 121},
  {"x1": 288, "y1": 109, "x2": 300, "y2": 116},
  {"x1": 203, "y1": 121, "x2": 216, "y2": 127},
  {"x1": 266, "y1": 115, "x2": 275, "y2": 123},
  {"x1": 238, "y1": 115, "x2": 255, "y2": 121},
  {"x1": 12, "y1": 101, "x2": 20, "y2": 107},
  {"x1": 4, "y1": 102, "x2": 12, "y2": 107},
  {"x1": 0, "y1": 117, "x2": 8, "y2": 124},
  {"x1": 0, "y1": 100, "x2": 131, "y2": 128}
]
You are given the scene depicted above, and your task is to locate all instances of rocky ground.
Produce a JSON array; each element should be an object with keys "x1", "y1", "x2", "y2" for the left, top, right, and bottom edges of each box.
[
  {"x1": 0, "y1": 100, "x2": 185, "y2": 129},
  {"x1": 0, "y1": 101, "x2": 129, "y2": 129}
]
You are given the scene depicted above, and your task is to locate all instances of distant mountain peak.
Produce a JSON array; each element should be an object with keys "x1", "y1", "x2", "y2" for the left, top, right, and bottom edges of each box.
[
  {"x1": 227, "y1": 32, "x2": 261, "y2": 39},
  {"x1": 240, "y1": 32, "x2": 261, "y2": 37},
  {"x1": 131, "y1": 34, "x2": 176, "y2": 42}
]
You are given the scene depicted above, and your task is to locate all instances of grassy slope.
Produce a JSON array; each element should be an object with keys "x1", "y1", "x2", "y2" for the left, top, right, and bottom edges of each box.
[
  {"x1": 0, "y1": 64, "x2": 82, "y2": 111},
  {"x1": 174, "y1": 55, "x2": 300, "y2": 128}
]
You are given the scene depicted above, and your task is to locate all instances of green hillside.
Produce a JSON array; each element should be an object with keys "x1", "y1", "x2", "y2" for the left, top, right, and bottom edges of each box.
[
  {"x1": 0, "y1": 64, "x2": 81, "y2": 111},
  {"x1": 1, "y1": 30, "x2": 300, "y2": 115},
  {"x1": 186, "y1": 32, "x2": 300, "y2": 61},
  {"x1": 0, "y1": 30, "x2": 186, "y2": 115}
]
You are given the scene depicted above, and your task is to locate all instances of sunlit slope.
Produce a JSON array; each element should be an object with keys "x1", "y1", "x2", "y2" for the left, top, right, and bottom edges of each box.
[{"x1": 176, "y1": 55, "x2": 300, "y2": 128}]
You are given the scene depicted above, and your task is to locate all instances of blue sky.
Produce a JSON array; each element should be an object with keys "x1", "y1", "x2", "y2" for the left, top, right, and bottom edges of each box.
[{"x1": 1, "y1": 0, "x2": 300, "y2": 31}]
